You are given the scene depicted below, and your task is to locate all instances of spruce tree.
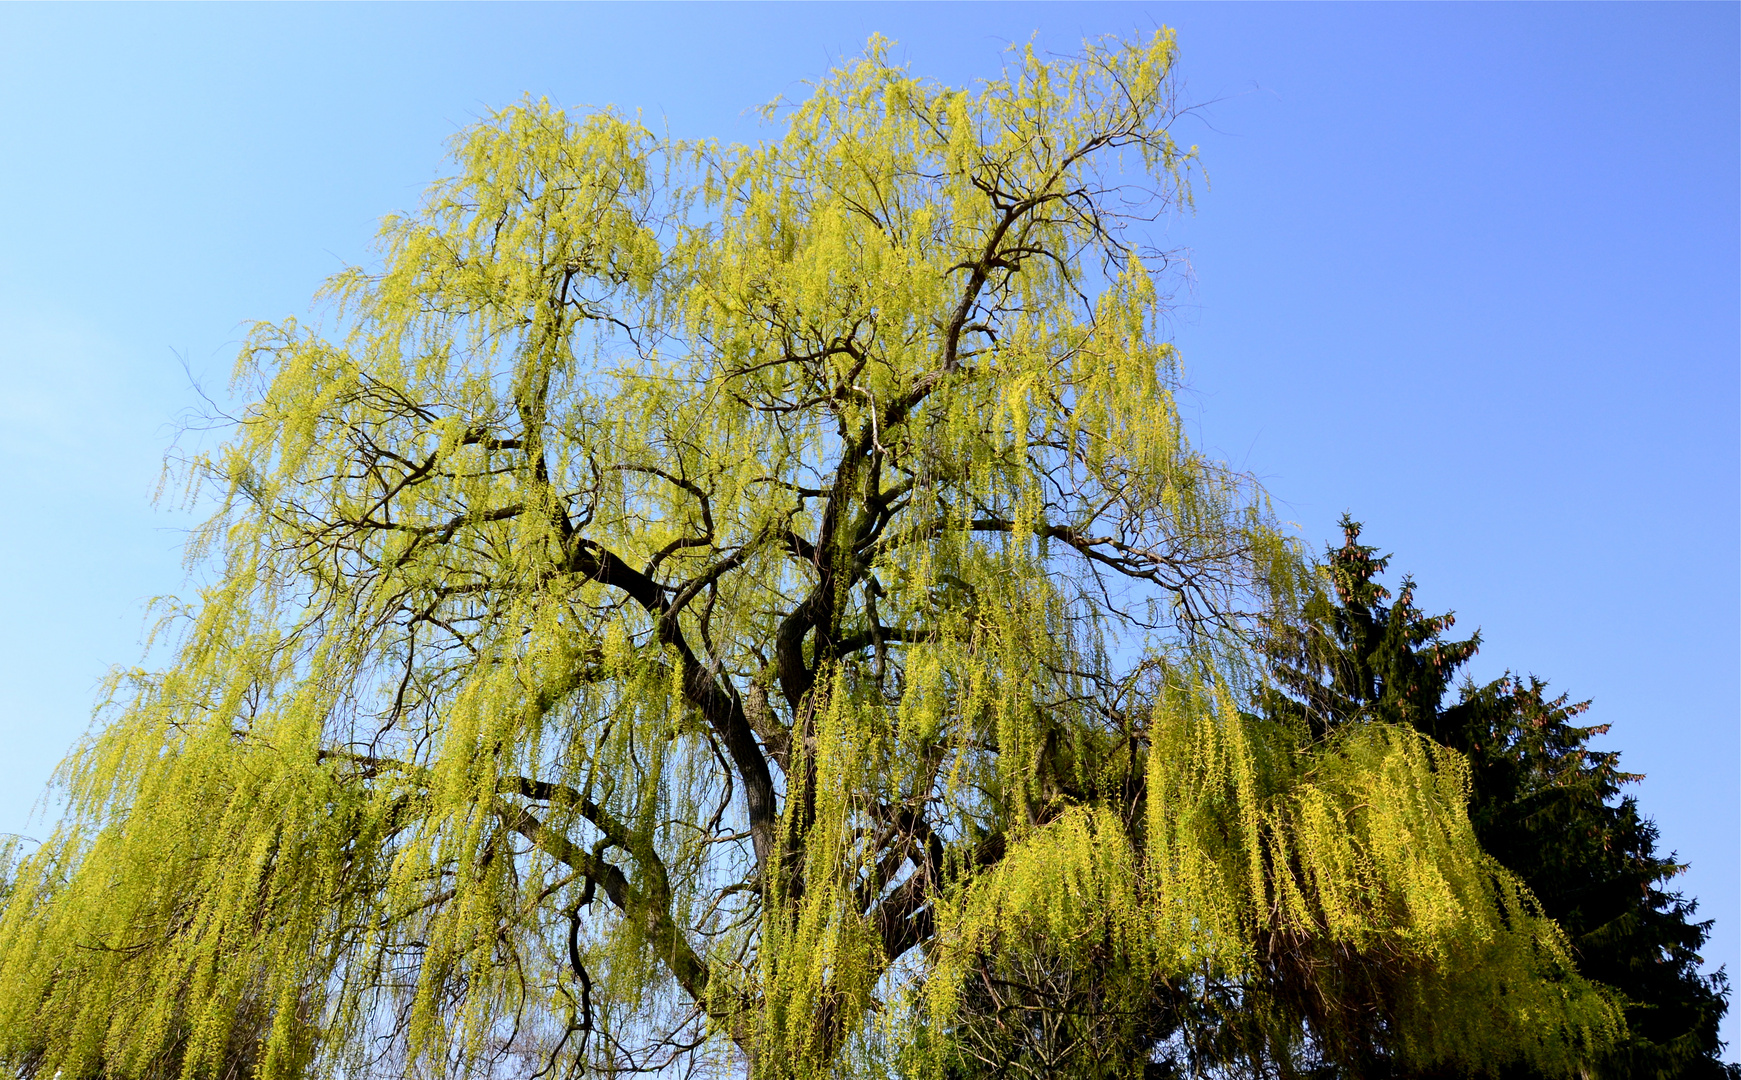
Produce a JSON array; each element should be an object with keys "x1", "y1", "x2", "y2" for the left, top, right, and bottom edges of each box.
[{"x1": 1263, "y1": 516, "x2": 1735, "y2": 1079}]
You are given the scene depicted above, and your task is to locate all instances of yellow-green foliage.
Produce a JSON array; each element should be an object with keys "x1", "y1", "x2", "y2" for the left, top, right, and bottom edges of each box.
[
  {"x1": 913, "y1": 684, "x2": 1621, "y2": 1077},
  {"x1": 0, "y1": 32, "x2": 1617, "y2": 1080}
]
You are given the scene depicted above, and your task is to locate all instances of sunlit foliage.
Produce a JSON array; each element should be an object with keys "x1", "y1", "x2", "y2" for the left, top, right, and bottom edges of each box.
[{"x1": 0, "y1": 34, "x2": 1620, "y2": 1080}]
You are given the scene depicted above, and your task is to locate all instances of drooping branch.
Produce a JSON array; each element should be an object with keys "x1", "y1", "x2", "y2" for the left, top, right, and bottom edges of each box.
[
  {"x1": 495, "y1": 799, "x2": 712, "y2": 1007},
  {"x1": 563, "y1": 536, "x2": 779, "y2": 872}
]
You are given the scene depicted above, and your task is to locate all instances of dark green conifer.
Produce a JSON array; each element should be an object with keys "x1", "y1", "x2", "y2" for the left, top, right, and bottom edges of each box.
[{"x1": 1263, "y1": 516, "x2": 1734, "y2": 1079}]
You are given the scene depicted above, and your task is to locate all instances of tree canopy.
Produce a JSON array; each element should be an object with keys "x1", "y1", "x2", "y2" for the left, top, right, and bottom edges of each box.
[{"x1": 0, "y1": 34, "x2": 1627, "y2": 1080}]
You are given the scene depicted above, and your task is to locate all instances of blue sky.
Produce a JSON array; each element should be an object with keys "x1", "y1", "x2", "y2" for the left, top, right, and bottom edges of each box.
[{"x1": 1, "y1": 1, "x2": 1735, "y2": 1053}]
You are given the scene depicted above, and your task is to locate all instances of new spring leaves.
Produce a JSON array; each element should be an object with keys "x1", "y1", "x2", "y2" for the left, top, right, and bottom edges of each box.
[{"x1": 0, "y1": 34, "x2": 1620, "y2": 1080}]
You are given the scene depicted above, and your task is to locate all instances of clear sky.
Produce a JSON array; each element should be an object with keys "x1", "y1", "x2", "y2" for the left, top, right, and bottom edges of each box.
[{"x1": 1, "y1": 1, "x2": 1735, "y2": 1054}]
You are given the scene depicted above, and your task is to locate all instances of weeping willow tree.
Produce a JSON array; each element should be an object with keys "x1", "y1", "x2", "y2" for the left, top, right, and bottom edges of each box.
[{"x1": 0, "y1": 33, "x2": 1622, "y2": 1080}]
